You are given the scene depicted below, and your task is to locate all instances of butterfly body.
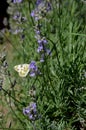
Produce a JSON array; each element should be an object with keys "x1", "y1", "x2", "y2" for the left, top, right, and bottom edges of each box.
[{"x1": 14, "y1": 64, "x2": 30, "y2": 77}]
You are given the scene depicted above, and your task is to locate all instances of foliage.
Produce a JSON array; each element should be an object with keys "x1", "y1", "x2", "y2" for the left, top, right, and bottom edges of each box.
[{"x1": 0, "y1": 0, "x2": 86, "y2": 129}]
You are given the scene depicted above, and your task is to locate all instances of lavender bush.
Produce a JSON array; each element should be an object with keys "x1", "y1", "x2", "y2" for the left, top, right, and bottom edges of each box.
[{"x1": 0, "y1": 0, "x2": 86, "y2": 129}]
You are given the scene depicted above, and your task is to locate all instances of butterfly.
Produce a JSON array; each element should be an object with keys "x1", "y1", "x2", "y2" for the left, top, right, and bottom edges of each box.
[{"x1": 14, "y1": 64, "x2": 30, "y2": 77}]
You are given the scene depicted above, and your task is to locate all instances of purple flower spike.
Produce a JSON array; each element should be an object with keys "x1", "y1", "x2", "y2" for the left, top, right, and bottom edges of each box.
[
  {"x1": 23, "y1": 102, "x2": 37, "y2": 121},
  {"x1": 29, "y1": 61, "x2": 38, "y2": 77},
  {"x1": 30, "y1": 61, "x2": 37, "y2": 70}
]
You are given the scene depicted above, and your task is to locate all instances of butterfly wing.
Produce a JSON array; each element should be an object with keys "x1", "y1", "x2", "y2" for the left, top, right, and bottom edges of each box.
[{"x1": 14, "y1": 64, "x2": 30, "y2": 77}]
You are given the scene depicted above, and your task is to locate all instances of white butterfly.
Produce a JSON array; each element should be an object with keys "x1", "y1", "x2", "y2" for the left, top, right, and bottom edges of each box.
[{"x1": 14, "y1": 64, "x2": 30, "y2": 77}]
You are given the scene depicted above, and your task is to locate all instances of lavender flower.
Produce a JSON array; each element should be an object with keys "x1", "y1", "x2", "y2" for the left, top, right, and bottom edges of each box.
[
  {"x1": 37, "y1": 38, "x2": 48, "y2": 45},
  {"x1": 30, "y1": 0, "x2": 51, "y2": 63},
  {"x1": 37, "y1": 39, "x2": 42, "y2": 44},
  {"x1": 13, "y1": 12, "x2": 20, "y2": 20},
  {"x1": 13, "y1": 0, "x2": 23, "y2": 3},
  {"x1": 23, "y1": 102, "x2": 37, "y2": 120},
  {"x1": 46, "y1": 2, "x2": 52, "y2": 11},
  {"x1": 30, "y1": 61, "x2": 37, "y2": 71},
  {"x1": 23, "y1": 107, "x2": 30, "y2": 115},
  {"x1": 46, "y1": 49, "x2": 51, "y2": 55},
  {"x1": 43, "y1": 39, "x2": 48, "y2": 44},
  {"x1": 31, "y1": 10, "x2": 35, "y2": 17},
  {"x1": 31, "y1": 1, "x2": 51, "y2": 21},
  {"x1": 36, "y1": 0, "x2": 43, "y2": 6},
  {"x1": 37, "y1": 45, "x2": 43, "y2": 52},
  {"x1": 29, "y1": 61, "x2": 38, "y2": 77},
  {"x1": 30, "y1": 102, "x2": 36, "y2": 110},
  {"x1": 13, "y1": 12, "x2": 27, "y2": 23}
]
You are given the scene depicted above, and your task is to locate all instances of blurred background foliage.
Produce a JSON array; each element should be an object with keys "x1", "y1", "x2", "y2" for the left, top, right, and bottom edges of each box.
[{"x1": 0, "y1": 0, "x2": 86, "y2": 129}]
